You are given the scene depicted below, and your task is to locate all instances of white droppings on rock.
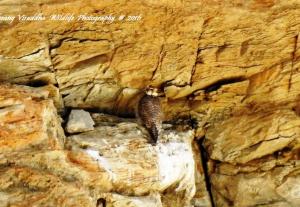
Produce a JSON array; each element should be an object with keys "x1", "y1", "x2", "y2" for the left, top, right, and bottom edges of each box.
[
  {"x1": 157, "y1": 141, "x2": 195, "y2": 199},
  {"x1": 85, "y1": 149, "x2": 116, "y2": 182}
]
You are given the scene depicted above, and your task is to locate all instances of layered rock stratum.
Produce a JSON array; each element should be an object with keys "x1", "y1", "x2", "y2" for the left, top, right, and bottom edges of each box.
[{"x1": 0, "y1": 0, "x2": 300, "y2": 206}]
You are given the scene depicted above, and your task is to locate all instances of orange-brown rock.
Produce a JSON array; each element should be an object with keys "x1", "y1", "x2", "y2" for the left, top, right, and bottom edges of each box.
[
  {"x1": 0, "y1": 0, "x2": 300, "y2": 206},
  {"x1": 0, "y1": 84, "x2": 205, "y2": 207},
  {"x1": 0, "y1": 84, "x2": 64, "y2": 153}
]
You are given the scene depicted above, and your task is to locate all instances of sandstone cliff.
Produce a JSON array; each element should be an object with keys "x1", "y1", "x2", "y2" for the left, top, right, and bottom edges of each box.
[{"x1": 0, "y1": 0, "x2": 300, "y2": 206}]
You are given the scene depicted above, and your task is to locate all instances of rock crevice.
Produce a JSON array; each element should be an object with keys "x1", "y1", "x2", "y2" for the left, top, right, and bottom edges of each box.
[{"x1": 0, "y1": 0, "x2": 300, "y2": 206}]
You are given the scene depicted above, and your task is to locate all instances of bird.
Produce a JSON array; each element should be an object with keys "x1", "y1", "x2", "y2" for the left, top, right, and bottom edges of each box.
[{"x1": 136, "y1": 87, "x2": 163, "y2": 145}]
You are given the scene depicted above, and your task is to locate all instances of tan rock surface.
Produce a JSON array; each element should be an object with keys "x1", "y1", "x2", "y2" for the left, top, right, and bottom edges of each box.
[
  {"x1": 205, "y1": 108, "x2": 300, "y2": 206},
  {"x1": 0, "y1": 0, "x2": 300, "y2": 206},
  {"x1": 0, "y1": 84, "x2": 64, "y2": 153},
  {"x1": 0, "y1": 84, "x2": 203, "y2": 207},
  {"x1": 66, "y1": 116, "x2": 197, "y2": 206}
]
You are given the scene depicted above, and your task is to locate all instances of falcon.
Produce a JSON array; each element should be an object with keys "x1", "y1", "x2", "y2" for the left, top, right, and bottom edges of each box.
[{"x1": 136, "y1": 87, "x2": 163, "y2": 144}]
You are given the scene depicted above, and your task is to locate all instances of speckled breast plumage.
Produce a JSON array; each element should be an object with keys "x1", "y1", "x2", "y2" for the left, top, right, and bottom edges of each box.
[{"x1": 137, "y1": 94, "x2": 162, "y2": 144}]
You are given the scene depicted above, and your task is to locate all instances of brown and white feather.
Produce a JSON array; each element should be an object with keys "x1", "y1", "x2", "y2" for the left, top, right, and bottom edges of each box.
[{"x1": 137, "y1": 94, "x2": 163, "y2": 144}]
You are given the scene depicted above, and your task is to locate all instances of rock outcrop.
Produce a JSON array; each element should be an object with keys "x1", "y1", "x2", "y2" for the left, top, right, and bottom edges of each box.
[
  {"x1": 0, "y1": 84, "x2": 207, "y2": 207},
  {"x1": 0, "y1": 0, "x2": 300, "y2": 206},
  {"x1": 66, "y1": 109, "x2": 95, "y2": 133}
]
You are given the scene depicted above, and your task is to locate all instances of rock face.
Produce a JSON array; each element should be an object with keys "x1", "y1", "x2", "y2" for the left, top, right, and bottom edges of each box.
[
  {"x1": 0, "y1": 0, "x2": 300, "y2": 206},
  {"x1": 0, "y1": 84, "x2": 65, "y2": 153},
  {"x1": 0, "y1": 84, "x2": 205, "y2": 207},
  {"x1": 205, "y1": 109, "x2": 300, "y2": 206},
  {"x1": 67, "y1": 118, "x2": 197, "y2": 206}
]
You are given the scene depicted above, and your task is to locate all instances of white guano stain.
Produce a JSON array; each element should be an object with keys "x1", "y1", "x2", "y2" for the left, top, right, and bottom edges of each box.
[
  {"x1": 156, "y1": 141, "x2": 195, "y2": 193},
  {"x1": 85, "y1": 149, "x2": 116, "y2": 181}
]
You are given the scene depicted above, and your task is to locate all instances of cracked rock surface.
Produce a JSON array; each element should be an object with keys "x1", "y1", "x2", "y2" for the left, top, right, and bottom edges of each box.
[
  {"x1": 0, "y1": 0, "x2": 300, "y2": 206},
  {"x1": 0, "y1": 84, "x2": 207, "y2": 207}
]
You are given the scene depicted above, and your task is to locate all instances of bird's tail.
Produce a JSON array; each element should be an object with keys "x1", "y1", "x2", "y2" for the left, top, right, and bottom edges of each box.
[{"x1": 149, "y1": 125, "x2": 160, "y2": 144}]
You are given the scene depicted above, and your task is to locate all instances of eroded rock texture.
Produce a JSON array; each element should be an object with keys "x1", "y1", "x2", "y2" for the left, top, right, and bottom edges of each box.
[
  {"x1": 0, "y1": 0, "x2": 300, "y2": 206},
  {"x1": 205, "y1": 109, "x2": 300, "y2": 206},
  {"x1": 0, "y1": 84, "x2": 204, "y2": 207}
]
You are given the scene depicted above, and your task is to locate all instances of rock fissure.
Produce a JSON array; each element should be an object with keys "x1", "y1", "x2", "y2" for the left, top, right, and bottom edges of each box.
[
  {"x1": 197, "y1": 138, "x2": 215, "y2": 207},
  {"x1": 151, "y1": 44, "x2": 165, "y2": 82},
  {"x1": 203, "y1": 77, "x2": 247, "y2": 93},
  {"x1": 1, "y1": 1, "x2": 300, "y2": 206},
  {"x1": 15, "y1": 48, "x2": 46, "y2": 60},
  {"x1": 288, "y1": 34, "x2": 299, "y2": 91}
]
